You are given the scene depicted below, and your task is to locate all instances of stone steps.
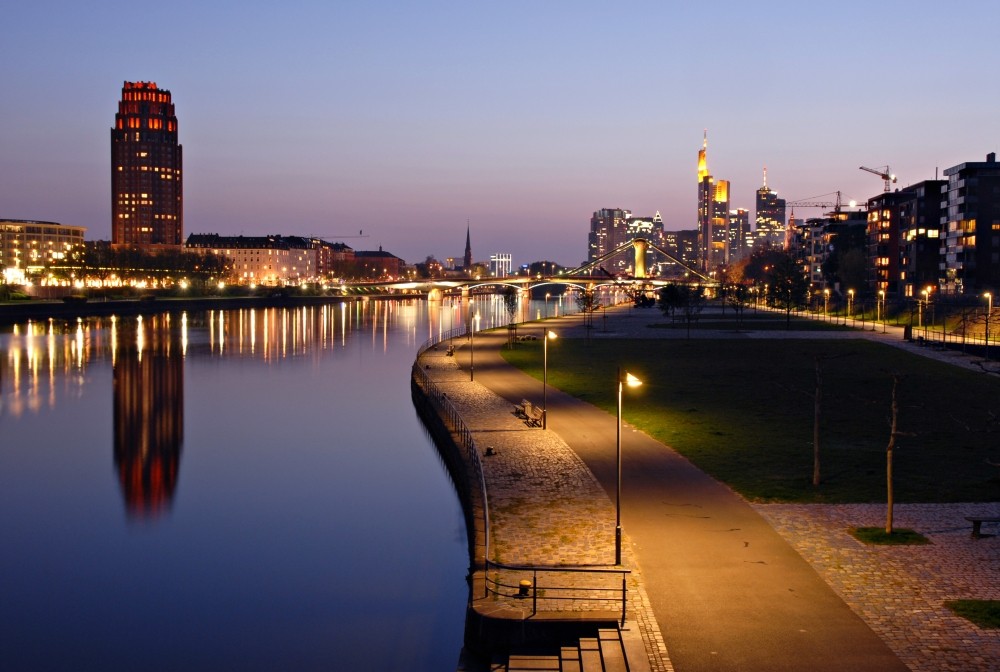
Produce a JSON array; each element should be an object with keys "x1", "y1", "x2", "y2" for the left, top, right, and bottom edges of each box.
[{"x1": 495, "y1": 628, "x2": 634, "y2": 672}]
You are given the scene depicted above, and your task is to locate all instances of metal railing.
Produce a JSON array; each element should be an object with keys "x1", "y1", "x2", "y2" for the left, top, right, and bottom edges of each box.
[{"x1": 411, "y1": 326, "x2": 632, "y2": 625}]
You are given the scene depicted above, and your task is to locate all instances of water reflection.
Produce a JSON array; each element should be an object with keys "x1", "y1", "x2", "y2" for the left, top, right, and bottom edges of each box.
[{"x1": 113, "y1": 314, "x2": 184, "y2": 519}]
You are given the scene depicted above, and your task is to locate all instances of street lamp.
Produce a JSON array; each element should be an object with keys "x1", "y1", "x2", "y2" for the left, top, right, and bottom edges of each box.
[
  {"x1": 542, "y1": 330, "x2": 556, "y2": 429},
  {"x1": 469, "y1": 310, "x2": 480, "y2": 381},
  {"x1": 823, "y1": 288, "x2": 830, "y2": 321},
  {"x1": 545, "y1": 292, "x2": 551, "y2": 319},
  {"x1": 848, "y1": 289, "x2": 855, "y2": 326},
  {"x1": 878, "y1": 290, "x2": 886, "y2": 333},
  {"x1": 616, "y1": 368, "x2": 642, "y2": 566},
  {"x1": 985, "y1": 292, "x2": 993, "y2": 361},
  {"x1": 919, "y1": 289, "x2": 927, "y2": 330}
]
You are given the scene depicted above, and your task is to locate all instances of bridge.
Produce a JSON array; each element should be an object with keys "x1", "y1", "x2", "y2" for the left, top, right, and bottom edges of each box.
[{"x1": 341, "y1": 238, "x2": 717, "y2": 301}]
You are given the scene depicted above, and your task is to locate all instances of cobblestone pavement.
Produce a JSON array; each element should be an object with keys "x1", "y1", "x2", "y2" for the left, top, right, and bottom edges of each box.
[
  {"x1": 754, "y1": 503, "x2": 1000, "y2": 672},
  {"x1": 423, "y1": 306, "x2": 998, "y2": 671},
  {"x1": 421, "y1": 345, "x2": 673, "y2": 672}
]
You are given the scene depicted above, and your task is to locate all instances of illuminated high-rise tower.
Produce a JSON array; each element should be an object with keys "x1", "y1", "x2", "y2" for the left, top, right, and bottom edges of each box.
[
  {"x1": 697, "y1": 132, "x2": 730, "y2": 270},
  {"x1": 755, "y1": 167, "x2": 786, "y2": 249},
  {"x1": 111, "y1": 81, "x2": 183, "y2": 249}
]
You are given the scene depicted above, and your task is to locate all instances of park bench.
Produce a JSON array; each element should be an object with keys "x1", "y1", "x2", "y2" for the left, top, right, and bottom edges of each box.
[
  {"x1": 525, "y1": 405, "x2": 544, "y2": 428},
  {"x1": 445, "y1": 344, "x2": 455, "y2": 356},
  {"x1": 513, "y1": 399, "x2": 531, "y2": 419},
  {"x1": 965, "y1": 515, "x2": 1000, "y2": 539}
]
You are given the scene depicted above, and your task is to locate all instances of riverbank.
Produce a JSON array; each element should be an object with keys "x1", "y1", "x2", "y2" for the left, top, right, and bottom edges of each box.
[{"x1": 0, "y1": 293, "x2": 404, "y2": 325}]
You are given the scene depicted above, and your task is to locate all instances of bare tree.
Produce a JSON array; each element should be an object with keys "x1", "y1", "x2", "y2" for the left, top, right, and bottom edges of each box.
[{"x1": 884, "y1": 373, "x2": 914, "y2": 534}]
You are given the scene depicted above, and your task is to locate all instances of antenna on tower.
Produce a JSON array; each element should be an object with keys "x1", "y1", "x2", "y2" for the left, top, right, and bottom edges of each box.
[{"x1": 763, "y1": 165, "x2": 768, "y2": 189}]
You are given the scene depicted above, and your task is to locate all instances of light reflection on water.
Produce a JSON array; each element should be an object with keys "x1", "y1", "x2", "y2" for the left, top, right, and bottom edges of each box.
[{"x1": 0, "y1": 296, "x2": 572, "y2": 671}]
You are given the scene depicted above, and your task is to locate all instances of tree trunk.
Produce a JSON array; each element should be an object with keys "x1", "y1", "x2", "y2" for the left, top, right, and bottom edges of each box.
[
  {"x1": 813, "y1": 357, "x2": 822, "y2": 486},
  {"x1": 885, "y1": 374, "x2": 901, "y2": 534}
]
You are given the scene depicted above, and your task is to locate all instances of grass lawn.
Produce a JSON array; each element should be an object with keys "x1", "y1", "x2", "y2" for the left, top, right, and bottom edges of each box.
[
  {"x1": 502, "y1": 335, "x2": 1000, "y2": 503},
  {"x1": 850, "y1": 527, "x2": 930, "y2": 545}
]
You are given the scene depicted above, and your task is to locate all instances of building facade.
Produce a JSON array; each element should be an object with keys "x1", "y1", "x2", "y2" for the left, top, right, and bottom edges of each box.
[
  {"x1": 489, "y1": 253, "x2": 512, "y2": 278},
  {"x1": 898, "y1": 180, "x2": 945, "y2": 298},
  {"x1": 755, "y1": 168, "x2": 787, "y2": 249},
  {"x1": 185, "y1": 234, "x2": 317, "y2": 285},
  {"x1": 0, "y1": 219, "x2": 87, "y2": 283},
  {"x1": 588, "y1": 208, "x2": 632, "y2": 270},
  {"x1": 696, "y1": 133, "x2": 731, "y2": 271},
  {"x1": 111, "y1": 82, "x2": 183, "y2": 250},
  {"x1": 941, "y1": 153, "x2": 1000, "y2": 295},
  {"x1": 728, "y1": 208, "x2": 751, "y2": 261}
]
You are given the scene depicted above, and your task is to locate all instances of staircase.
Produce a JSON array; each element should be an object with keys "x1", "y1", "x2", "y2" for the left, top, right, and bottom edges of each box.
[{"x1": 489, "y1": 628, "x2": 643, "y2": 672}]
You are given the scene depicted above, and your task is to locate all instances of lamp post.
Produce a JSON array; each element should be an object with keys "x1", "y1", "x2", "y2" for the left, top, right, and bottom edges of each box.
[
  {"x1": 986, "y1": 292, "x2": 993, "y2": 361},
  {"x1": 919, "y1": 289, "x2": 927, "y2": 330},
  {"x1": 542, "y1": 330, "x2": 556, "y2": 429},
  {"x1": 545, "y1": 292, "x2": 551, "y2": 319},
  {"x1": 823, "y1": 288, "x2": 830, "y2": 322},
  {"x1": 848, "y1": 289, "x2": 855, "y2": 326},
  {"x1": 878, "y1": 290, "x2": 886, "y2": 333},
  {"x1": 469, "y1": 310, "x2": 480, "y2": 381},
  {"x1": 615, "y1": 368, "x2": 642, "y2": 566}
]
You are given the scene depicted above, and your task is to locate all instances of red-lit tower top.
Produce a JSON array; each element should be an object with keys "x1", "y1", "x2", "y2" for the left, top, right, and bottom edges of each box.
[{"x1": 111, "y1": 81, "x2": 183, "y2": 249}]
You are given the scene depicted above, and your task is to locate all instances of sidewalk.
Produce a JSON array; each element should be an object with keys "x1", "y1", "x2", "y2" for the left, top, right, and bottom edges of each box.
[{"x1": 431, "y1": 304, "x2": 999, "y2": 672}]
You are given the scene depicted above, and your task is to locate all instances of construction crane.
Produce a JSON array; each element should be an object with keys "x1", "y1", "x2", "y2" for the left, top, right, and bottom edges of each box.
[
  {"x1": 859, "y1": 165, "x2": 897, "y2": 192},
  {"x1": 786, "y1": 191, "x2": 852, "y2": 215}
]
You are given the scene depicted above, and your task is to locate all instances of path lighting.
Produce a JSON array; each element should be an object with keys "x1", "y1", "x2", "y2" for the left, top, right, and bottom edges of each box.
[
  {"x1": 823, "y1": 288, "x2": 830, "y2": 321},
  {"x1": 878, "y1": 290, "x2": 886, "y2": 333},
  {"x1": 616, "y1": 369, "x2": 642, "y2": 566},
  {"x1": 986, "y1": 292, "x2": 993, "y2": 361},
  {"x1": 919, "y1": 289, "x2": 928, "y2": 329},
  {"x1": 469, "y1": 310, "x2": 481, "y2": 381},
  {"x1": 542, "y1": 330, "x2": 556, "y2": 429},
  {"x1": 848, "y1": 289, "x2": 855, "y2": 326},
  {"x1": 545, "y1": 292, "x2": 551, "y2": 319}
]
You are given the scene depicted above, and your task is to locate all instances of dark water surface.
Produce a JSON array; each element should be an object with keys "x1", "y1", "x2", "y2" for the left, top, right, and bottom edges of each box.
[{"x1": 0, "y1": 298, "x2": 518, "y2": 671}]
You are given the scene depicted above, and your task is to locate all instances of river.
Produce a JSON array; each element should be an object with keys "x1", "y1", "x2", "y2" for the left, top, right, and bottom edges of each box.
[{"x1": 0, "y1": 294, "x2": 578, "y2": 671}]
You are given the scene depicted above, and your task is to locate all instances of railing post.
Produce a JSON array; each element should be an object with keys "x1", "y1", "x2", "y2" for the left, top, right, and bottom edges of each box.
[
  {"x1": 532, "y1": 570, "x2": 538, "y2": 616},
  {"x1": 621, "y1": 575, "x2": 627, "y2": 627}
]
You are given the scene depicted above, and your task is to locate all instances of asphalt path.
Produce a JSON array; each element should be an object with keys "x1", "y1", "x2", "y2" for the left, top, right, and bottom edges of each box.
[{"x1": 468, "y1": 321, "x2": 908, "y2": 672}]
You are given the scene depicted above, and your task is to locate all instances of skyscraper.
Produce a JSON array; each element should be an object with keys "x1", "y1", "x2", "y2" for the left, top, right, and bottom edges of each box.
[
  {"x1": 697, "y1": 132, "x2": 730, "y2": 270},
  {"x1": 755, "y1": 167, "x2": 786, "y2": 249},
  {"x1": 111, "y1": 81, "x2": 183, "y2": 249}
]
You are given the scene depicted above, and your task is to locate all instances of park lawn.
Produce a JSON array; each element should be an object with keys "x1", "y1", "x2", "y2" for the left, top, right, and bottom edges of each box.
[{"x1": 502, "y1": 337, "x2": 1000, "y2": 503}]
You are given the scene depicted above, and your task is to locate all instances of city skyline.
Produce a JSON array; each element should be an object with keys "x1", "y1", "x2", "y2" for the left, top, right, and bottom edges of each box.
[{"x1": 3, "y1": 1, "x2": 1000, "y2": 266}]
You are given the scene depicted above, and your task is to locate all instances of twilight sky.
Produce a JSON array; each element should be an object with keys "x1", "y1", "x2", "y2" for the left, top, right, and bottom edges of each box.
[{"x1": 2, "y1": 1, "x2": 999, "y2": 267}]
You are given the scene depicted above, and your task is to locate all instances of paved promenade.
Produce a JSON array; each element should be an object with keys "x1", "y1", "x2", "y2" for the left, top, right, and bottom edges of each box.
[{"x1": 426, "y1": 304, "x2": 999, "y2": 672}]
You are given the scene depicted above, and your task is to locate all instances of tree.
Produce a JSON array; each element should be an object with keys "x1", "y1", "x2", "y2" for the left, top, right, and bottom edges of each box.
[
  {"x1": 767, "y1": 254, "x2": 811, "y2": 328},
  {"x1": 884, "y1": 373, "x2": 913, "y2": 534},
  {"x1": 658, "y1": 284, "x2": 705, "y2": 339},
  {"x1": 501, "y1": 286, "x2": 519, "y2": 348}
]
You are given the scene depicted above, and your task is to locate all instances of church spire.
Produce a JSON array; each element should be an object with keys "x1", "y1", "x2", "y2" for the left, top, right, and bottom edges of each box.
[{"x1": 463, "y1": 221, "x2": 472, "y2": 272}]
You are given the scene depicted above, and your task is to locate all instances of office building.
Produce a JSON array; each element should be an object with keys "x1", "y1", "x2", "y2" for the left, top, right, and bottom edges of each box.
[
  {"x1": 111, "y1": 81, "x2": 183, "y2": 250},
  {"x1": 696, "y1": 133, "x2": 731, "y2": 271},
  {"x1": 755, "y1": 167, "x2": 786, "y2": 249}
]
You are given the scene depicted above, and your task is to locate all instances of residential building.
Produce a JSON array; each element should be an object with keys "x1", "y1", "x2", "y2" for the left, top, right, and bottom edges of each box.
[
  {"x1": 185, "y1": 234, "x2": 317, "y2": 285},
  {"x1": 898, "y1": 180, "x2": 945, "y2": 298},
  {"x1": 354, "y1": 246, "x2": 404, "y2": 279},
  {"x1": 111, "y1": 82, "x2": 183, "y2": 250},
  {"x1": 941, "y1": 153, "x2": 1000, "y2": 295},
  {"x1": 0, "y1": 219, "x2": 87, "y2": 283}
]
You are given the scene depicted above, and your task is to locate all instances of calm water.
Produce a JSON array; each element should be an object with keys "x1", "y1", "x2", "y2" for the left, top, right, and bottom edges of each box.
[{"x1": 0, "y1": 295, "x2": 572, "y2": 671}]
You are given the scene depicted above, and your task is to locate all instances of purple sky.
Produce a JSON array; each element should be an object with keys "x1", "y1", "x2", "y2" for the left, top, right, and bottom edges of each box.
[{"x1": 2, "y1": 1, "x2": 998, "y2": 267}]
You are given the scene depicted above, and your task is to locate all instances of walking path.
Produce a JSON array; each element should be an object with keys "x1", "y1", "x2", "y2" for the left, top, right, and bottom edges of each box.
[{"x1": 425, "y1": 304, "x2": 999, "y2": 671}]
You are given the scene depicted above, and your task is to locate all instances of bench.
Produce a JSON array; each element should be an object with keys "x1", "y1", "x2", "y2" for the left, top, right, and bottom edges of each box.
[
  {"x1": 512, "y1": 399, "x2": 531, "y2": 419},
  {"x1": 445, "y1": 344, "x2": 455, "y2": 356},
  {"x1": 525, "y1": 405, "x2": 544, "y2": 428},
  {"x1": 965, "y1": 516, "x2": 1000, "y2": 539}
]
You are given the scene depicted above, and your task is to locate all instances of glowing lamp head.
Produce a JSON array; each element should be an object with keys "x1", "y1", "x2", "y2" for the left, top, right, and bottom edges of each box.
[
  {"x1": 624, "y1": 372, "x2": 642, "y2": 388},
  {"x1": 546, "y1": 330, "x2": 557, "y2": 340}
]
